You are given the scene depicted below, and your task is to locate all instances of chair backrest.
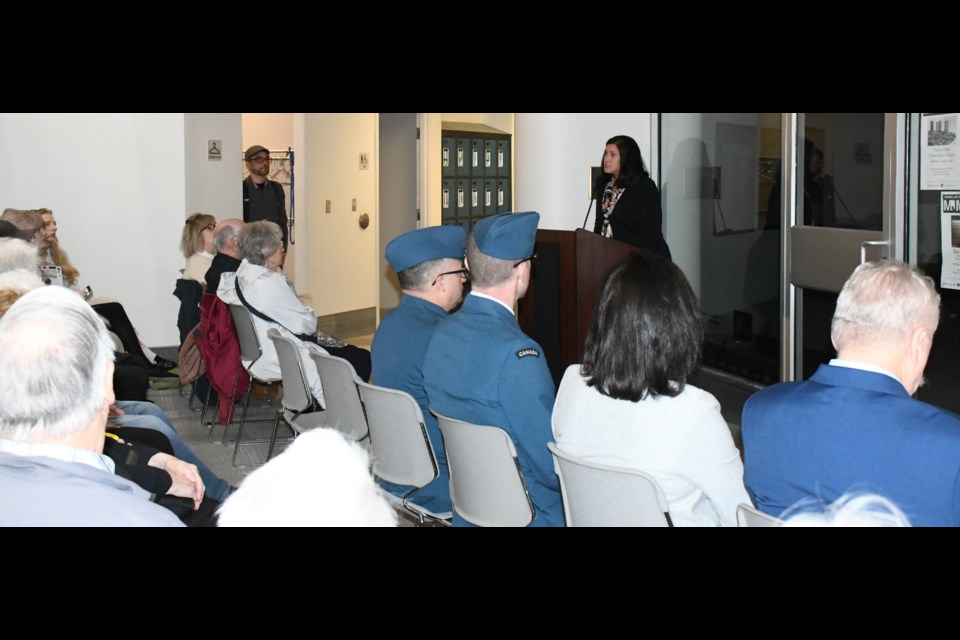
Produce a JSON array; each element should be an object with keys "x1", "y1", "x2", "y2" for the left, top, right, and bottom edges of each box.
[
  {"x1": 548, "y1": 442, "x2": 672, "y2": 527},
  {"x1": 357, "y1": 381, "x2": 438, "y2": 489},
  {"x1": 737, "y1": 502, "x2": 783, "y2": 527},
  {"x1": 434, "y1": 411, "x2": 535, "y2": 527},
  {"x1": 309, "y1": 349, "x2": 368, "y2": 441},
  {"x1": 228, "y1": 303, "x2": 263, "y2": 365},
  {"x1": 174, "y1": 278, "x2": 204, "y2": 347},
  {"x1": 266, "y1": 328, "x2": 313, "y2": 413}
]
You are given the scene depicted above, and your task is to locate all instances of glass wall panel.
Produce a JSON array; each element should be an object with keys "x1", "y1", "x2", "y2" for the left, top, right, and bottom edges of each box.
[{"x1": 661, "y1": 113, "x2": 782, "y2": 385}]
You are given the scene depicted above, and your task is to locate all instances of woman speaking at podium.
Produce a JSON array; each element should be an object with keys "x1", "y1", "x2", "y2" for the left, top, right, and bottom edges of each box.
[{"x1": 591, "y1": 135, "x2": 671, "y2": 260}]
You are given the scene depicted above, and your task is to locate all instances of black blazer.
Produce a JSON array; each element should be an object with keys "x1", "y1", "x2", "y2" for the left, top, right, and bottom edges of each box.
[{"x1": 593, "y1": 176, "x2": 671, "y2": 260}]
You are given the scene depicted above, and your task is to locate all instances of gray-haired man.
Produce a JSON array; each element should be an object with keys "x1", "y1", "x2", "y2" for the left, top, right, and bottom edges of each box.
[{"x1": 0, "y1": 287, "x2": 183, "y2": 526}]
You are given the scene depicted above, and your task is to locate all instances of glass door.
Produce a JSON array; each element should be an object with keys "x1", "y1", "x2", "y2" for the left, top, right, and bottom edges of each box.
[{"x1": 786, "y1": 114, "x2": 904, "y2": 380}]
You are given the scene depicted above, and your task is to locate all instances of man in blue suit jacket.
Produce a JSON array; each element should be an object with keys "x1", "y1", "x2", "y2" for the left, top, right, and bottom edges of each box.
[
  {"x1": 424, "y1": 212, "x2": 563, "y2": 527},
  {"x1": 743, "y1": 259, "x2": 960, "y2": 526}
]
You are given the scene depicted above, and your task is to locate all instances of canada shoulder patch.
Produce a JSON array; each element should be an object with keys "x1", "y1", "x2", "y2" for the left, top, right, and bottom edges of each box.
[{"x1": 516, "y1": 348, "x2": 540, "y2": 359}]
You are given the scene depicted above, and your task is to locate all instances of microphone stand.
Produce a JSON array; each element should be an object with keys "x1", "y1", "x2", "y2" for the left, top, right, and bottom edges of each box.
[{"x1": 583, "y1": 180, "x2": 603, "y2": 230}]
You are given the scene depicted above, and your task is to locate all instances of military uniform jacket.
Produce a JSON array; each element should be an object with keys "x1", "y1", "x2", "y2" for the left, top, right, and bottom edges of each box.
[
  {"x1": 423, "y1": 293, "x2": 562, "y2": 526},
  {"x1": 371, "y1": 295, "x2": 451, "y2": 514}
]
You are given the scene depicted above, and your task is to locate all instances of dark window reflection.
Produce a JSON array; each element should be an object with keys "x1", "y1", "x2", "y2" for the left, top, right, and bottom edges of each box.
[{"x1": 802, "y1": 114, "x2": 884, "y2": 231}]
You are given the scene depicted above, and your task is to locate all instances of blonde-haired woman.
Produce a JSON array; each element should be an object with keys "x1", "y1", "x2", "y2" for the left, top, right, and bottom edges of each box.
[
  {"x1": 181, "y1": 213, "x2": 216, "y2": 285},
  {"x1": 35, "y1": 208, "x2": 81, "y2": 288}
]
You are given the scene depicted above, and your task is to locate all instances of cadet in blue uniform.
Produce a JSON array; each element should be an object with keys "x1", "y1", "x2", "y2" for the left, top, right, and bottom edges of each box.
[
  {"x1": 371, "y1": 224, "x2": 468, "y2": 515},
  {"x1": 423, "y1": 212, "x2": 563, "y2": 527}
]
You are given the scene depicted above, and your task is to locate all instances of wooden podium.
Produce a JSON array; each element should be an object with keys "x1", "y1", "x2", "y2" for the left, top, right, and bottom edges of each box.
[{"x1": 518, "y1": 228, "x2": 640, "y2": 387}]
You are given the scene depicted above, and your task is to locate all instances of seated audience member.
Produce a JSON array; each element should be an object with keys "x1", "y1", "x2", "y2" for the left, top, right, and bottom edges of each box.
[
  {"x1": 743, "y1": 259, "x2": 960, "y2": 527},
  {"x1": 423, "y1": 212, "x2": 562, "y2": 527},
  {"x1": 0, "y1": 271, "x2": 231, "y2": 507},
  {"x1": 0, "y1": 220, "x2": 21, "y2": 238},
  {"x1": 553, "y1": 252, "x2": 749, "y2": 526},
  {"x1": 0, "y1": 243, "x2": 152, "y2": 401},
  {"x1": 204, "y1": 218, "x2": 245, "y2": 294},
  {"x1": 372, "y1": 224, "x2": 467, "y2": 513},
  {"x1": 102, "y1": 425, "x2": 217, "y2": 526},
  {"x1": 0, "y1": 267, "x2": 44, "y2": 315},
  {"x1": 0, "y1": 208, "x2": 44, "y2": 245},
  {"x1": 18, "y1": 208, "x2": 177, "y2": 376},
  {"x1": 186, "y1": 218, "x2": 245, "y2": 410},
  {"x1": 218, "y1": 221, "x2": 371, "y2": 407},
  {"x1": 35, "y1": 208, "x2": 80, "y2": 287},
  {"x1": 175, "y1": 213, "x2": 216, "y2": 346},
  {"x1": 109, "y1": 401, "x2": 232, "y2": 502},
  {"x1": 181, "y1": 212, "x2": 217, "y2": 286},
  {"x1": 217, "y1": 428, "x2": 396, "y2": 527},
  {"x1": 781, "y1": 492, "x2": 911, "y2": 527},
  {"x1": 0, "y1": 237, "x2": 40, "y2": 276},
  {"x1": 0, "y1": 287, "x2": 182, "y2": 526}
]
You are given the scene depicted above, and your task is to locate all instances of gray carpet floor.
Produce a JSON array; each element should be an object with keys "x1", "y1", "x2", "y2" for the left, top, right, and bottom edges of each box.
[
  {"x1": 148, "y1": 336, "x2": 424, "y2": 525},
  {"x1": 150, "y1": 334, "x2": 375, "y2": 488}
]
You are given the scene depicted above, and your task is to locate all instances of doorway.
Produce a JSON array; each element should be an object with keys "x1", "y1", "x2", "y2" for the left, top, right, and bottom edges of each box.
[{"x1": 378, "y1": 113, "x2": 420, "y2": 317}]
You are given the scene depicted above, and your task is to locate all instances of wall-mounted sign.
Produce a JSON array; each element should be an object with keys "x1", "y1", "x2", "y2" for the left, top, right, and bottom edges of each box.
[
  {"x1": 208, "y1": 139, "x2": 222, "y2": 161},
  {"x1": 941, "y1": 192, "x2": 960, "y2": 291},
  {"x1": 921, "y1": 114, "x2": 959, "y2": 189}
]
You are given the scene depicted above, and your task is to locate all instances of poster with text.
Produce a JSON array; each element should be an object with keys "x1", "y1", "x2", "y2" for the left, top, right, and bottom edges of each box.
[
  {"x1": 922, "y1": 113, "x2": 960, "y2": 190},
  {"x1": 941, "y1": 192, "x2": 960, "y2": 290}
]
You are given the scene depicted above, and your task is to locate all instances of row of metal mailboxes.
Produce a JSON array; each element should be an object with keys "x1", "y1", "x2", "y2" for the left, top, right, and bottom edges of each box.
[
  {"x1": 442, "y1": 178, "x2": 512, "y2": 217},
  {"x1": 441, "y1": 137, "x2": 511, "y2": 178}
]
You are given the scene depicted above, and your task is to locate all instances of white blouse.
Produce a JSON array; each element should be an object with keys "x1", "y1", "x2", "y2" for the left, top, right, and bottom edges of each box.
[{"x1": 552, "y1": 365, "x2": 749, "y2": 526}]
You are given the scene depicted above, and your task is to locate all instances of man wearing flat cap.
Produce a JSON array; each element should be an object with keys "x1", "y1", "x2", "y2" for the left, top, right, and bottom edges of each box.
[
  {"x1": 423, "y1": 212, "x2": 562, "y2": 527},
  {"x1": 372, "y1": 224, "x2": 468, "y2": 517},
  {"x1": 243, "y1": 145, "x2": 289, "y2": 248}
]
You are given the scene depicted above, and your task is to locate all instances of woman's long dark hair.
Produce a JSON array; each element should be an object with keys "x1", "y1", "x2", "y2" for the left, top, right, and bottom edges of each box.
[
  {"x1": 594, "y1": 135, "x2": 650, "y2": 195},
  {"x1": 580, "y1": 251, "x2": 703, "y2": 401}
]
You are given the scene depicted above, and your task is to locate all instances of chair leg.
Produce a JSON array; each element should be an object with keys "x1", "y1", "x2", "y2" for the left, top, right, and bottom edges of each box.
[
  {"x1": 205, "y1": 389, "x2": 224, "y2": 443},
  {"x1": 230, "y1": 387, "x2": 254, "y2": 465},
  {"x1": 266, "y1": 410, "x2": 284, "y2": 462},
  {"x1": 226, "y1": 363, "x2": 244, "y2": 426},
  {"x1": 187, "y1": 381, "x2": 200, "y2": 412}
]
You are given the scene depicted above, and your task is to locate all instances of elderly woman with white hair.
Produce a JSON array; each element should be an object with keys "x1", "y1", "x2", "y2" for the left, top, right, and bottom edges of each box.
[{"x1": 217, "y1": 221, "x2": 371, "y2": 408}]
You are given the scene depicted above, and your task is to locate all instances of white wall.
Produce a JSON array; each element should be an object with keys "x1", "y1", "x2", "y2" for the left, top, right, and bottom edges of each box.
[
  {"x1": 242, "y1": 113, "x2": 294, "y2": 151},
  {"x1": 513, "y1": 113, "x2": 655, "y2": 232},
  {"x1": 304, "y1": 113, "x2": 378, "y2": 316},
  {"x1": 184, "y1": 113, "x2": 243, "y2": 220},
  {"x1": 0, "y1": 113, "x2": 187, "y2": 346}
]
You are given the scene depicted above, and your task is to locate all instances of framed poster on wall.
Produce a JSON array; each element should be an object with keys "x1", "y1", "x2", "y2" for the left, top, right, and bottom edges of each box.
[{"x1": 921, "y1": 113, "x2": 960, "y2": 190}]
